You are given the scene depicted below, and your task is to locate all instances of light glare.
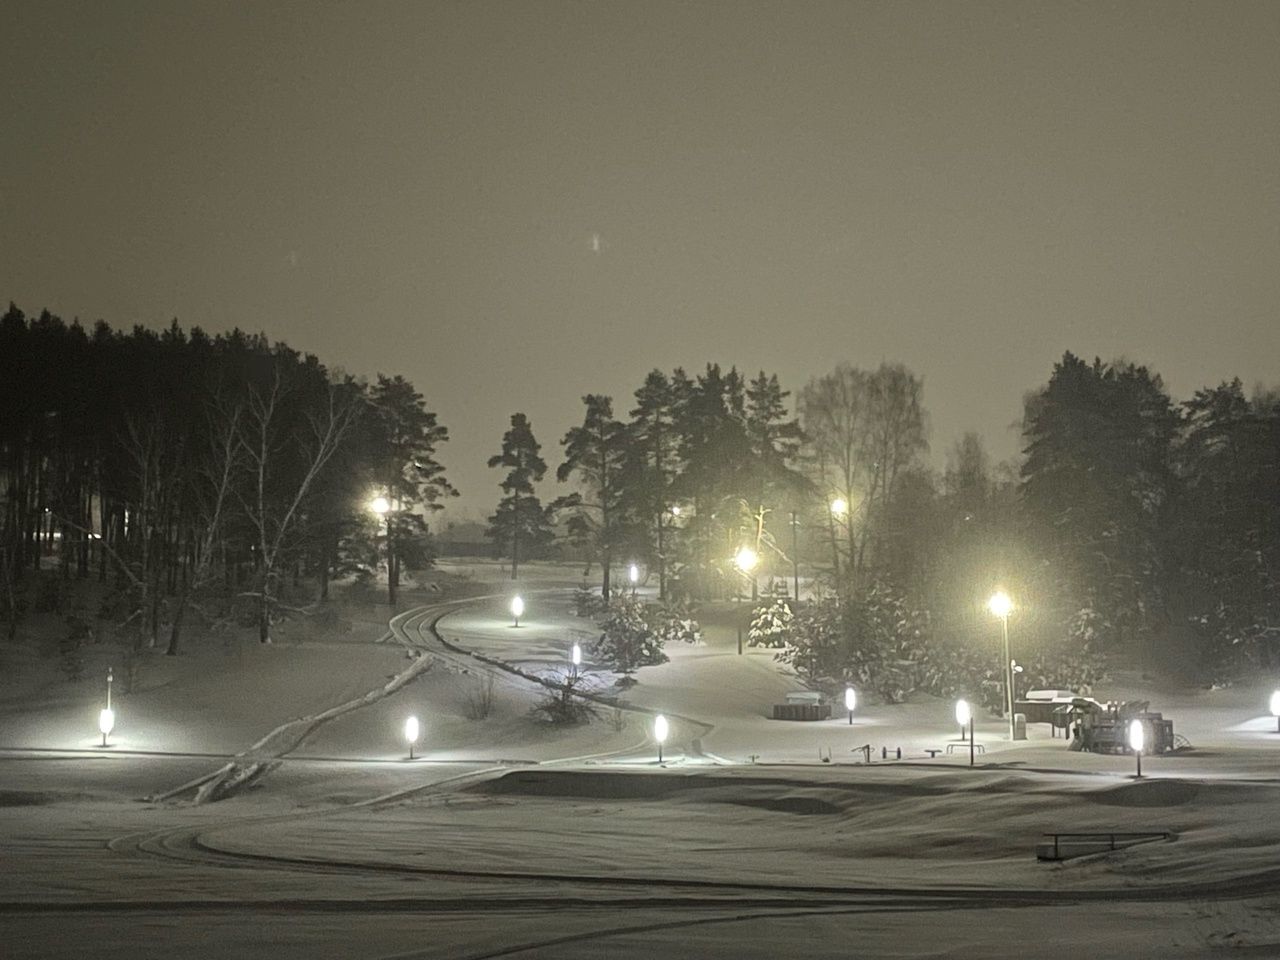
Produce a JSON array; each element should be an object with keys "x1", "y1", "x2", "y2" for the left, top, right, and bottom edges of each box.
[
  {"x1": 98, "y1": 708, "x2": 115, "y2": 736},
  {"x1": 404, "y1": 715, "x2": 420, "y2": 745},
  {"x1": 654, "y1": 714, "x2": 669, "y2": 744},
  {"x1": 955, "y1": 699, "x2": 971, "y2": 726},
  {"x1": 370, "y1": 496, "x2": 390, "y2": 515},
  {"x1": 844, "y1": 687, "x2": 856, "y2": 712},
  {"x1": 734, "y1": 546, "x2": 758, "y2": 572},
  {"x1": 988, "y1": 590, "x2": 1013, "y2": 619},
  {"x1": 1129, "y1": 719, "x2": 1145, "y2": 754}
]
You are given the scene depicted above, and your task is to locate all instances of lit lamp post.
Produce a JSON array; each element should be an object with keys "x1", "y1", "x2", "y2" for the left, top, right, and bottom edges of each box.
[
  {"x1": 1270, "y1": 691, "x2": 1280, "y2": 733},
  {"x1": 654, "y1": 714, "x2": 669, "y2": 764},
  {"x1": 370, "y1": 496, "x2": 395, "y2": 606},
  {"x1": 404, "y1": 715, "x2": 420, "y2": 760},
  {"x1": 956, "y1": 698, "x2": 974, "y2": 767},
  {"x1": 1129, "y1": 719, "x2": 1144, "y2": 778},
  {"x1": 844, "y1": 686, "x2": 856, "y2": 725},
  {"x1": 511, "y1": 595, "x2": 524, "y2": 628},
  {"x1": 570, "y1": 641, "x2": 582, "y2": 681},
  {"x1": 99, "y1": 667, "x2": 114, "y2": 747},
  {"x1": 988, "y1": 590, "x2": 1015, "y2": 740},
  {"x1": 734, "y1": 547, "x2": 758, "y2": 655},
  {"x1": 629, "y1": 563, "x2": 639, "y2": 598}
]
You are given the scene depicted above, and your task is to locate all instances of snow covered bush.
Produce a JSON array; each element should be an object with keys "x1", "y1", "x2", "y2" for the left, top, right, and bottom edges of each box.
[
  {"x1": 651, "y1": 600, "x2": 704, "y2": 646},
  {"x1": 572, "y1": 584, "x2": 608, "y2": 619},
  {"x1": 747, "y1": 599, "x2": 793, "y2": 649},
  {"x1": 591, "y1": 596, "x2": 668, "y2": 685}
]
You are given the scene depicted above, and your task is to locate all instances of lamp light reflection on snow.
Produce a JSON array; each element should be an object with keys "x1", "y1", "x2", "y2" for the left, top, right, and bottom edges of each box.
[
  {"x1": 404, "y1": 715, "x2": 420, "y2": 760},
  {"x1": 511, "y1": 595, "x2": 524, "y2": 627},
  {"x1": 1129, "y1": 719, "x2": 1145, "y2": 778},
  {"x1": 844, "y1": 686, "x2": 856, "y2": 724},
  {"x1": 98, "y1": 708, "x2": 115, "y2": 747},
  {"x1": 654, "y1": 714, "x2": 669, "y2": 764}
]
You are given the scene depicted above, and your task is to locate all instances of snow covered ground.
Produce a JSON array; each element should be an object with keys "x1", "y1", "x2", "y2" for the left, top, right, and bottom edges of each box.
[{"x1": 5, "y1": 562, "x2": 1280, "y2": 957}]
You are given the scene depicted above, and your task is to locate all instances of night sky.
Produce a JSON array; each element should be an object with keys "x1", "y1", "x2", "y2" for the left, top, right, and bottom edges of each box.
[{"x1": 5, "y1": 1, "x2": 1279, "y2": 520}]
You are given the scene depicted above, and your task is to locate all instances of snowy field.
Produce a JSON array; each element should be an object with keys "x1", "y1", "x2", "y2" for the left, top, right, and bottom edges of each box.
[{"x1": 5, "y1": 561, "x2": 1280, "y2": 957}]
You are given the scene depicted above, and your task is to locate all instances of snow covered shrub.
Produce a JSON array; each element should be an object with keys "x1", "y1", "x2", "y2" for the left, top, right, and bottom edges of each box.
[
  {"x1": 464, "y1": 673, "x2": 496, "y2": 720},
  {"x1": 747, "y1": 599, "x2": 793, "y2": 648},
  {"x1": 592, "y1": 596, "x2": 667, "y2": 685},
  {"x1": 572, "y1": 584, "x2": 608, "y2": 619},
  {"x1": 650, "y1": 600, "x2": 704, "y2": 646},
  {"x1": 531, "y1": 672, "x2": 596, "y2": 724}
]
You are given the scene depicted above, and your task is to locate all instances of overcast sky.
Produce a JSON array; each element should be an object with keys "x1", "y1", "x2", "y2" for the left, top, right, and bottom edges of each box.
[{"x1": 4, "y1": 1, "x2": 1279, "y2": 522}]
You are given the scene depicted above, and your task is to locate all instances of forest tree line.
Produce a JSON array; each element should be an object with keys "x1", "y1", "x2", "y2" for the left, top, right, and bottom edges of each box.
[{"x1": 3, "y1": 300, "x2": 1278, "y2": 685}]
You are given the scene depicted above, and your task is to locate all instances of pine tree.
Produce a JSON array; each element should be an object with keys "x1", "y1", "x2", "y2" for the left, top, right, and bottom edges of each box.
[
  {"x1": 487, "y1": 413, "x2": 553, "y2": 579},
  {"x1": 554, "y1": 395, "x2": 633, "y2": 600}
]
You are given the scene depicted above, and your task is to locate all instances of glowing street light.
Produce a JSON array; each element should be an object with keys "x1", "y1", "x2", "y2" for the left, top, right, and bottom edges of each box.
[
  {"x1": 570, "y1": 641, "x2": 582, "y2": 680},
  {"x1": 629, "y1": 563, "x2": 639, "y2": 597},
  {"x1": 511, "y1": 595, "x2": 524, "y2": 628},
  {"x1": 830, "y1": 497, "x2": 848, "y2": 518},
  {"x1": 956, "y1": 698, "x2": 974, "y2": 767},
  {"x1": 670, "y1": 505, "x2": 681, "y2": 517},
  {"x1": 654, "y1": 714, "x2": 669, "y2": 764},
  {"x1": 987, "y1": 590, "x2": 1016, "y2": 740},
  {"x1": 1269, "y1": 691, "x2": 1280, "y2": 733},
  {"x1": 404, "y1": 715, "x2": 420, "y2": 760},
  {"x1": 99, "y1": 667, "x2": 115, "y2": 747},
  {"x1": 844, "y1": 686, "x2": 857, "y2": 725},
  {"x1": 369, "y1": 496, "x2": 390, "y2": 515},
  {"x1": 733, "y1": 546, "x2": 760, "y2": 654},
  {"x1": 1129, "y1": 719, "x2": 1145, "y2": 778}
]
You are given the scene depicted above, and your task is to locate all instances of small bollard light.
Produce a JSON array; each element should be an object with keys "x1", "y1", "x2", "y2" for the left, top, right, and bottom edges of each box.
[
  {"x1": 956, "y1": 699, "x2": 974, "y2": 767},
  {"x1": 98, "y1": 707, "x2": 115, "y2": 747},
  {"x1": 844, "y1": 686, "x2": 856, "y2": 725},
  {"x1": 629, "y1": 563, "x2": 639, "y2": 596},
  {"x1": 404, "y1": 715, "x2": 420, "y2": 760},
  {"x1": 654, "y1": 714, "x2": 669, "y2": 764},
  {"x1": 570, "y1": 641, "x2": 582, "y2": 679},
  {"x1": 511, "y1": 595, "x2": 524, "y2": 628},
  {"x1": 1129, "y1": 719, "x2": 1144, "y2": 778},
  {"x1": 1270, "y1": 691, "x2": 1280, "y2": 733}
]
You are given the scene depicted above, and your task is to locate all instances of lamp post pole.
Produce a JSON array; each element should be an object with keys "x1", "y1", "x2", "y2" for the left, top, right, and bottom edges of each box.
[
  {"x1": 790, "y1": 510, "x2": 799, "y2": 602},
  {"x1": 1002, "y1": 613, "x2": 1014, "y2": 740}
]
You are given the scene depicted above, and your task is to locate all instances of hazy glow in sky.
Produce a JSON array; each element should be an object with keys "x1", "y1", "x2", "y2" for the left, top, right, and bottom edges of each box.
[{"x1": 5, "y1": 1, "x2": 1278, "y2": 519}]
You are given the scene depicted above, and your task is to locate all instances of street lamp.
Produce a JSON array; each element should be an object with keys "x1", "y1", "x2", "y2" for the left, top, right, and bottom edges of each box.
[
  {"x1": 629, "y1": 563, "x2": 639, "y2": 597},
  {"x1": 370, "y1": 495, "x2": 396, "y2": 605},
  {"x1": 571, "y1": 641, "x2": 582, "y2": 680},
  {"x1": 844, "y1": 686, "x2": 856, "y2": 725},
  {"x1": 830, "y1": 498, "x2": 848, "y2": 517},
  {"x1": 1270, "y1": 691, "x2": 1280, "y2": 733},
  {"x1": 511, "y1": 595, "x2": 524, "y2": 628},
  {"x1": 1129, "y1": 719, "x2": 1144, "y2": 778},
  {"x1": 733, "y1": 547, "x2": 759, "y2": 654},
  {"x1": 956, "y1": 698, "x2": 974, "y2": 767},
  {"x1": 98, "y1": 707, "x2": 115, "y2": 748},
  {"x1": 987, "y1": 590, "x2": 1015, "y2": 740},
  {"x1": 654, "y1": 714, "x2": 669, "y2": 764},
  {"x1": 99, "y1": 667, "x2": 114, "y2": 747},
  {"x1": 404, "y1": 715, "x2": 420, "y2": 760}
]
